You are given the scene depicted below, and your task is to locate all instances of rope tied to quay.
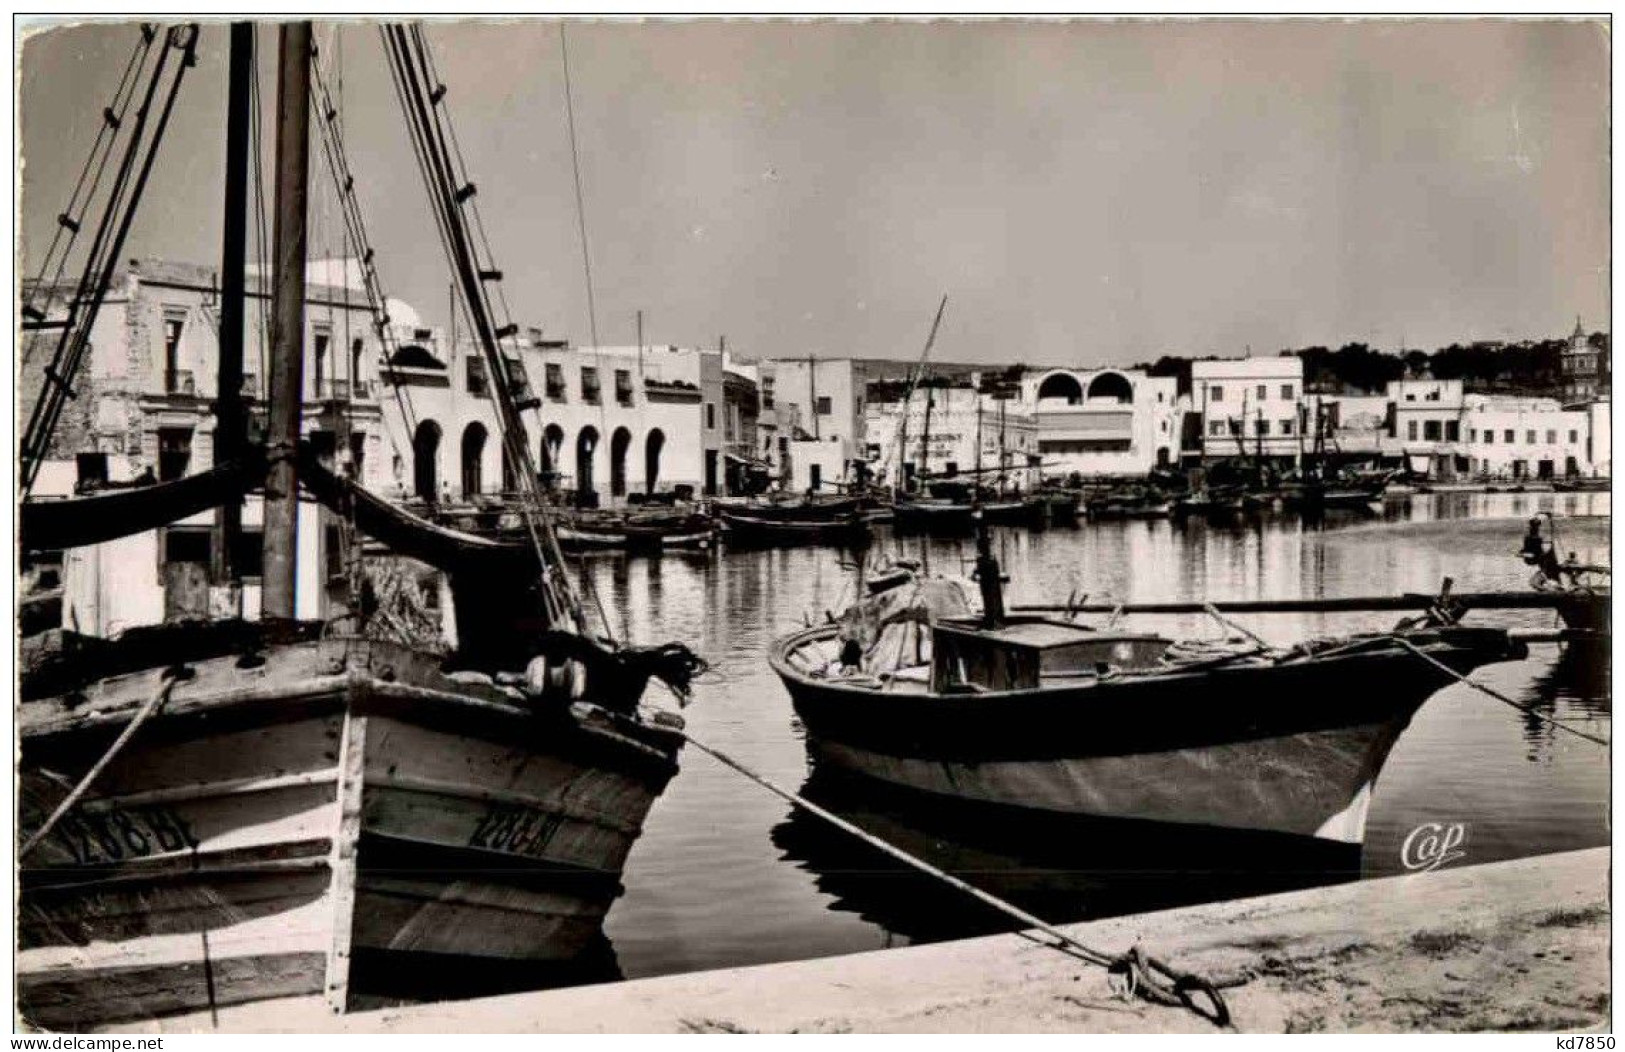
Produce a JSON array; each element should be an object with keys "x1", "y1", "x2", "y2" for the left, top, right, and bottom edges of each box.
[{"x1": 682, "y1": 732, "x2": 1235, "y2": 1028}]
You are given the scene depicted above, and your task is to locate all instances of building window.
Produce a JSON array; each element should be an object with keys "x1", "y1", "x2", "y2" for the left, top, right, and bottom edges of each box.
[
  {"x1": 546, "y1": 362, "x2": 566, "y2": 401},
  {"x1": 162, "y1": 310, "x2": 190, "y2": 394},
  {"x1": 1407, "y1": 420, "x2": 1418, "y2": 441},
  {"x1": 313, "y1": 325, "x2": 331, "y2": 395},
  {"x1": 1280, "y1": 418, "x2": 1294, "y2": 436},
  {"x1": 581, "y1": 366, "x2": 600, "y2": 405},
  {"x1": 1546, "y1": 429, "x2": 1557, "y2": 445},
  {"x1": 1445, "y1": 421, "x2": 1459, "y2": 442},
  {"x1": 1503, "y1": 429, "x2": 1514, "y2": 444},
  {"x1": 762, "y1": 377, "x2": 775, "y2": 409},
  {"x1": 1280, "y1": 384, "x2": 1294, "y2": 400},
  {"x1": 467, "y1": 357, "x2": 490, "y2": 397},
  {"x1": 705, "y1": 402, "x2": 717, "y2": 430},
  {"x1": 1469, "y1": 428, "x2": 1477, "y2": 442},
  {"x1": 615, "y1": 369, "x2": 633, "y2": 406},
  {"x1": 1525, "y1": 430, "x2": 1536, "y2": 445},
  {"x1": 157, "y1": 427, "x2": 193, "y2": 481},
  {"x1": 815, "y1": 395, "x2": 833, "y2": 415},
  {"x1": 1423, "y1": 420, "x2": 1441, "y2": 442},
  {"x1": 1209, "y1": 420, "x2": 1225, "y2": 436},
  {"x1": 1209, "y1": 385, "x2": 1223, "y2": 402},
  {"x1": 1256, "y1": 384, "x2": 1267, "y2": 401},
  {"x1": 1255, "y1": 418, "x2": 1270, "y2": 436},
  {"x1": 1569, "y1": 430, "x2": 1579, "y2": 444},
  {"x1": 1484, "y1": 430, "x2": 1494, "y2": 445},
  {"x1": 1228, "y1": 419, "x2": 1242, "y2": 436}
]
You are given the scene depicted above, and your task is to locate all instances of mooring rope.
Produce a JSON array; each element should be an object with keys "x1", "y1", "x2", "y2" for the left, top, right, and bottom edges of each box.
[
  {"x1": 20, "y1": 665, "x2": 193, "y2": 860},
  {"x1": 1390, "y1": 636, "x2": 1610, "y2": 748},
  {"x1": 682, "y1": 732, "x2": 1232, "y2": 1026}
]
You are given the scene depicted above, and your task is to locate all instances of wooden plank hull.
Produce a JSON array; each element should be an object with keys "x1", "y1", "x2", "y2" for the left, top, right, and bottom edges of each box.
[
  {"x1": 771, "y1": 625, "x2": 1523, "y2": 845},
  {"x1": 18, "y1": 638, "x2": 682, "y2": 1030},
  {"x1": 807, "y1": 718, "x2": 1402, "y2": 843}
]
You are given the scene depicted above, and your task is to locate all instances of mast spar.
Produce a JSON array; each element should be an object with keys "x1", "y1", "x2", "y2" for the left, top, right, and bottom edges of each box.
[{"x1": 262, "y1": 21, "x2": 313, "y2": 623}]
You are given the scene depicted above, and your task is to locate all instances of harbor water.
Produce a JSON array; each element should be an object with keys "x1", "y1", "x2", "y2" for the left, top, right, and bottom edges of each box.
[{"x1": 582, "y1": 492, "x2": 1609, "y2": 983}]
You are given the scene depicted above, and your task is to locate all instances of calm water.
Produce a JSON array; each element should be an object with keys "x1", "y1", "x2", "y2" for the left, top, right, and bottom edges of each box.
[{"x1": 582, "y1": 492, "x2": 1610, "y2": 982}]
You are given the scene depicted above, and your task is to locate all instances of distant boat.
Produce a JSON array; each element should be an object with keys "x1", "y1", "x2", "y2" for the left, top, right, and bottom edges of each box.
[
  {"x1": 719, "y1": 506, "x2": 868, "y2": 547},
  {"x1": 556, "y1": 509, "x2": 715, "y2": 552},
  {"x1": 1553, "y1": 477, "x2": 1611, "y2": 493}
]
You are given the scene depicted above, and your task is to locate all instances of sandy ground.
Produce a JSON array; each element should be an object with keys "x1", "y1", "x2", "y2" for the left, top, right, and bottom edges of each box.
[{"x1": 140, "y1": 845, "x2": 1608, "y2": 1034}]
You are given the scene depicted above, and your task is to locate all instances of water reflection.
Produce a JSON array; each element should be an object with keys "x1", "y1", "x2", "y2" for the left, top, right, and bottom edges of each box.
[
  {"x1": 769, "y1": 766, "x2": 1360, "y2": 947},
  {"x1": 598, "y1": 491, "x2": 1610, "y2": 982}
]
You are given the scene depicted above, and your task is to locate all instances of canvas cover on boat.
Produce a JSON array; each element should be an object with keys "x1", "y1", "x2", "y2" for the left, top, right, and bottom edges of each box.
[{"x1": 838, "y1": 575, "x2": 973, "y2": 650}]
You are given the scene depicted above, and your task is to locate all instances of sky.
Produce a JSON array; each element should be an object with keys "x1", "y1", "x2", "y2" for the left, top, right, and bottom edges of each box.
[{"x1": 17, "y1": 18, "x2": 1610, "y2": 369}]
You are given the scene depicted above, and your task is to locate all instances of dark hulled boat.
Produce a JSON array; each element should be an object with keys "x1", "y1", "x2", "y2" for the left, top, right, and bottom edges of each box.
[{"x1": 768, "y1": 526, "x2": 1525, "y2": 847}]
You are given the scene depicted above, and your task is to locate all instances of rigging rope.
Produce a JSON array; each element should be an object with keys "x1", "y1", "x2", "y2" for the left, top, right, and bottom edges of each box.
[
  {"x1": 1390, "y1": 635, "x2": 1610, "y2": 747},
  {"x1": 21, "y1": 25, "x2": 200, "y2": 496},
  {"x1": 682, "y1": 731, "x2": 1232, "y2": 1027},
  {"x1": 380, "y1": 23, "x2": 585, "y2": 634}
]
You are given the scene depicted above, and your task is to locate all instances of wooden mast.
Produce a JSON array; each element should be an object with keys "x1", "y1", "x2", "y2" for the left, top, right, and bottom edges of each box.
[
  {"x1": 211, "y1": 22, "x2": 253, "y2": 591},
  {"x1": 262, "y1": 22, "x2": 312, "y2": 623}
]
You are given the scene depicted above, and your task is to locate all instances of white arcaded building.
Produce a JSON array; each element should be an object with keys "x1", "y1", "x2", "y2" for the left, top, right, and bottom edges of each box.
[{"x1": 1020, "y1": 367, "x2": 1184, "y2": 477}]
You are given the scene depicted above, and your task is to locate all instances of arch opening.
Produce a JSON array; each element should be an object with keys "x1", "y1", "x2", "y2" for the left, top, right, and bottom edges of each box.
[
  {"x1": 412, "y1": 420, "x2": 442, "y2": 501},
  {"x1": 1036, "y1": 372, "x2": 1084, "y2": 404},
  {"x1": 610, "y1": 427, "x2": 632, "y2": 498},
  {"x1": 645, "y1": 429, "x2": 666, "y2": 494},
  {"x1": 461, "y1": 422, "x2": 488, "y2": 498},
  {"x1": 1087, "y1": 371, "x2": 1133, "y2": 403}
]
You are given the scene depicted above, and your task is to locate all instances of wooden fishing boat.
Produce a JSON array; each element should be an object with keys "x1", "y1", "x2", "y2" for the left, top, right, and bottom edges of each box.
[
  {"x1": 556, "y1": 510, "x2": 715, "y2": 553},
  {"x1": 768, "y1": 529, "x2": 1525, "y2": 847},
  {"x1": 18, "y1": 624, "x2": 685, "y2": 1028},
  {"x1": 719, "y1": 506, "x2": 867, "y2": 547},
  {"x1": 1553, "y1": 477, "x2": 1611, "y2": 493},
  {"x1": 16, "y1": 23, "x2": 705, "y2": 1029}
]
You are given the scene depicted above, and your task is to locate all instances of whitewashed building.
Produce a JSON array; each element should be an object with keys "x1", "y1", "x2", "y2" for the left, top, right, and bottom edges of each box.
[
  {"x1": 866, "y1": 384, "x2": 1039, "y2": 488},
  {"x1": 24, "y1": 257, "x2": 393, "y2": 633},
  {"x1": 1460, "y1": 395, "x2": 1592, "y2": 480},
  {"x1": 1020, "y1": 367, "x2": 1183, "y2": 476},
  {"x1": 1191, "y1": 357, "x2": 1306, "y2": 467},
  {"x1": 381, "y1": 329, "x2": 725, "y2": 507}
]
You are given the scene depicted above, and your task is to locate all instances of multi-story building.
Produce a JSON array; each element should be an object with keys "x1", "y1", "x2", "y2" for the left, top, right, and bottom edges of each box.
[
  {"x1": 22, "y1": 257, "x2": 392, "y2": 633},
  {"x1": 721, "y1": 355, "x2": 764, "y2": 494},
  {"x1": 1561, "y1": 317, "x2": 1608, "y2": 404},
  {"x1": 1387, "y1": 378, "x2": 1468, "y2": 477},
  {"x1": 1019, "y1": 367, "x2": 1183, "y2": 476},
  {"x1": 382, "y1": 332, "x2": 726, "y2": 507},
  {"x1": 865, "y1": 383, "x2": 1039, "y2": 489},
  {"x1": 1460, "y1": 394, "x2": 1592, "y2": 480},
  {"x1": 1190, "y1": 357, "x2": 1305, "y2": 468}
]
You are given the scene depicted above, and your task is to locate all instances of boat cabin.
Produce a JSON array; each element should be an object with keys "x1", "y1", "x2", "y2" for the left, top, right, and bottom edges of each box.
[{"x1": 929, "y1": 617, "x2": 1168, "y2": 693}]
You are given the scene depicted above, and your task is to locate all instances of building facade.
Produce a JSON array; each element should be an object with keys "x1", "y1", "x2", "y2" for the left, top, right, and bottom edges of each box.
[
  {"x1": 22, "y1": 257, "x2": 393, "y2": 634},
  {"x1": 382, "y1": 333, "x2": 725, "y2": 507},
  {"x1": 865, "y1": 384, "x2": 1039, "y2": 488},
  {"x1": 1019, "y1": 367, "x2": 1183, "y2": 476},
  {"x1": 1460, "y1": 394, "x2": 1592, "y2": 479},
  {"x1": 1190, "y1": 357, "x2": 1305, "y2": 467},
  {"x1": 1561, "y1": 318, "x2": 1608, "y2": 404}
]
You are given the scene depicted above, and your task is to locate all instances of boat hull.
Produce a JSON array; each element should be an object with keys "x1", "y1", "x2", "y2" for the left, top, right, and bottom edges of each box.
[
  {"x1": 18, "y1": 638, "x2": 682, "y2": 1030},
  {"x1": 771, "y1": 625, "x2": 1520, "y2": 846}
]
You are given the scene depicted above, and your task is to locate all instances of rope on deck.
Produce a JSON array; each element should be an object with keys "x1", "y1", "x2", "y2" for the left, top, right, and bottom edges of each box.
[
  {"x1": 1391, "y1": 637, "x2": 1610, "y2": 748},
  {"x1": 683, "y1": 732, "x2": 1232, "y2": 1027}
]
